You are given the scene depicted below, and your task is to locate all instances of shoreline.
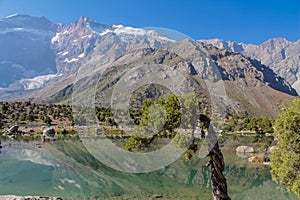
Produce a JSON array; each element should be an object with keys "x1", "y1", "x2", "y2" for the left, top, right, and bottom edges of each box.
[{"x1": 0, "y1": 196, "x2": 62, "y2": 200}]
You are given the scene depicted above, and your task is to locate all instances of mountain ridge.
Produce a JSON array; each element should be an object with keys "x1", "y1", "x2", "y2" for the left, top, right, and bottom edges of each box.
[
  {"x1": 44, "y1": 39, "x2": 296, "y2": 117},
  {"x1": 0, "y1": 14, "x2": 298, "y2": 117},
  {"x1": 199, "y1": 37, "x2": 300, "y2": 94}
]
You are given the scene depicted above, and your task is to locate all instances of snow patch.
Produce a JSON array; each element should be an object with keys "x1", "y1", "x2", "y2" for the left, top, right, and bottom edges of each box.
[
  {"x1": 62, "y1": 30, "x2": 69, "y2": 35},
  {"x1": 95, "y1": 23, "x2": 175, "y2": 43},
  {"x1": 99, "y1": 29, "x2": 113, "y2": 36},
  {"x1": 78, "y1": 53, "x2": 85, "y2": 58},
  {"x1": 51, "y1": 32, "x2": 61, "y2": 43},
  {"x1": 51, "y1": 31, "x2": 69, "y2": 43},
  {"x1": 10, "y1": 64, "x2": 55, "y2": 78},
  {"x1": 64, "y1": 58, "x2": 79, "y2": 63},
  {"x1": 5, "y1": 13, "x2": 19, "y2": 19},
  {"x1": 20, "y1": 74, "x2": 61, "y2": 90},
  {"x1": 292, "y1": 77, "x2": 300, "y2": 95},
  {"x1": 112, "y1": 24, "x2": 124, "y2": 29},
  {"x1": 62, "y1": 51, "x2": 69, "y2": 56},
  {"x1": 114, "y1": 26, "x2": 148, "y2": 36},
  {"x1": 87, "y1": 21, "x2": 106, "y2": 34},
  {"x1": 112, "y1": 25, "x2": 175, "y2": 43},
  {"x1": 87, "y1": 20, "x2": 172, "y2": 42},
  {"x1": 81, "y1": 34, "x2": 92, "y2": 39}
]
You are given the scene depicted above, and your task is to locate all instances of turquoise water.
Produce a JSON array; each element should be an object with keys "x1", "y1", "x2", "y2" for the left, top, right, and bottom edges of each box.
[{"x1": 0, "y1": 138, "x2": 297, "y2": 200}]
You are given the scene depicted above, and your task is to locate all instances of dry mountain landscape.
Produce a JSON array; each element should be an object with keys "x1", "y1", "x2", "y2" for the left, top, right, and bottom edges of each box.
[
  {"x1": 200, "y1": 38, "x2": 300, "y2": 94},
  {"x1": 0, "y1": 14, "x2": 298, "y2": 117}
]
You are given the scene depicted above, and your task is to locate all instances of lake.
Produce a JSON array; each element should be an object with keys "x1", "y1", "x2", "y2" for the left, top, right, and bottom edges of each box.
[{"x1": 0, "y1": 136, "x2": 297, "y2": 200}]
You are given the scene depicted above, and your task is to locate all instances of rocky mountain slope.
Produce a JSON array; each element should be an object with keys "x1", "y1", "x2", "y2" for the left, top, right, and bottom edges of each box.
[
  {"x1": 51, "y1": 16, "x2": 174, "y2": 75},
  {"x1": 0, "y1": 14, "x2": 173, "y2": 96},
  {"x1": 44, "y1": 39, "x2": 296, "y2": 117},
  {"x1": 0, "y1": 14, "x2": 57, "y2": 88},
  {"x1": 199, "y1": 38, "x2": 300, "y2": 93},
  {"x1": 0, "y1": 14, "x2": 297, "y2": 117}
]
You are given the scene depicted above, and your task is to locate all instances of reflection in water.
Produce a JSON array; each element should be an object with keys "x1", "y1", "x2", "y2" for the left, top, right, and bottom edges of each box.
[
  {"x1": 17, "y1": 149, "x2": 56, "y2": 167},
  {"x1": 0, "y1": 139, "x2": 297, "y2": 200}
]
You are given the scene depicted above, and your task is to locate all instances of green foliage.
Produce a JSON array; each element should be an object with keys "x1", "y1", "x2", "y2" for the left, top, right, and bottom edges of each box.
[
  {"x1": 139, "y1": 95, "x2": 182, "y2": 132},
  {"x1": 179, "y1": 93, "x2": 200, "y2": 129},
  {"x1": 106, "y1": 117, "x2": 117, "y2": 126},
  {"x1": 96, "y1": 107, "x2": 112, "y2": 123},
  {"x1": 222, "y1": 115, "x2": 274, "y2": 134},
  {"x1": 20, "y1": 113, "x2": 27, "y2": 121},
  {"x1": 2, "y1": 103, "x2": 8, "y2": 113},
  {"x1": 164, "y1": 94, "x2": 181, "y2": 131},
  {"x1": 68, "y1": 130, "x2": 77, "y2": 135},
  {"x1": 172, "y1": 131, "x2": 193, "y2": 148},
  {"x1": 0, "y1": 101, "x2": 74, "y2": 127},
  {"x1": 43, "y1": 116, "x2": 52, "y2": 126},
  {"x1": 125, "y1": 136, "x2": 143, "y2": 151},
  {"x1": 184, "y1": 151, "x2": 192, "y2": 162},
  {"x1": 125, "y1": 93, "x2": 199, "y2": 152},
  {"x1": 26, "y1": 113, "x2": 35, "y2": 122},
  {"x1": 271, "y1": 99, "x2": 300, "y2": 198},
  {"x1": 148, "y1": 104, "x2": 167, "y2": 133}
]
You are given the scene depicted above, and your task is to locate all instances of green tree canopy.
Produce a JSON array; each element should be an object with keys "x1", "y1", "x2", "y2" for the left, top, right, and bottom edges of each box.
[
  {"x1": 271, "y1": 99, "x2": 300, "y2": 198},
  {"x1": 125, "y1": 93, "x2": 200, "y2": 151}
]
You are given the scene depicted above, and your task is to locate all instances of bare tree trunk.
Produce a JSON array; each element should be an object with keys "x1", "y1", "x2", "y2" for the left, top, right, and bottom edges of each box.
[
  {"x1": 201, "y1": 114, "x2": 230, "y2": 200},
  {"x1": 206, "y1": 140, "x2": 231, "y2": 199}
]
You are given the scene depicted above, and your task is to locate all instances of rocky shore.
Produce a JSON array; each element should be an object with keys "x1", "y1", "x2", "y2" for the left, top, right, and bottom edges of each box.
[{"x1": 0, "y1": 196, "x2": 62, "y2": 200}]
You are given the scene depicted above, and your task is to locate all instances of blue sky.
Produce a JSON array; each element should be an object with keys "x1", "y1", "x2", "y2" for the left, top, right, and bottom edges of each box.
[{"x1": 0, "y1": 0, "x2": 299, "y2": 44}]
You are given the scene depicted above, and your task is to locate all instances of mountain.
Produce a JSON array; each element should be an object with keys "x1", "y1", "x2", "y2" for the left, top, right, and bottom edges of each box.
[
  {"x1": 0, "y1": 14, "x2": 174, "y2": 96},
  {"x1": 0, "y1": 14, "x2": 57, "y2": 88},
  {"x1": 0, "y1": 14, "x2": 297, "y2": 117},
  {"x1": 51, "y1": 16, "x2": 174, "y2": 74},
  {"x1": 199, "y1": 38, "x2": 300, "y2": 94},
  {"x1": 44, "y1": 39, "x2": 296, "y2": 117}
]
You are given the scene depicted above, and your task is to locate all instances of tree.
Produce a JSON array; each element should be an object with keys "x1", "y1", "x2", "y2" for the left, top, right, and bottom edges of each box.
[
  {"x1": 124, "y1": 93, "x2": 231, "y2": 199},
  {"x1": 202, "y1": 114, "x2": 231, "y2": 200},
  {"x1": 2, "y1": 103, "x2": 9, "y2": 113},
  {"x1": 20, "y1": 113, "x2": 27, "y2": 121},
  {"x1": 271, "y1": 99, "x2": 300, "y2": 198},
  {"x1": 43, "y1": 116, "x2": 52, "y2": 126},
  {"x1": 164, "y1": 94, "x2": 181, "y2": 131},
  {"x1": 148, "y1": 104, "x2": 166, "y2": 133},
  {"x1": 259, "y1": 118, "x2": 274, "y2": 134},
  {"x1": 179, "y1": 93, "x2": 199, "y2": 129},
  {"x1": 26, "y1": 113, "x2": 35, "y2": 122},
  {"x1": 0, "y1": 113, "x2": 3, "y2": 130}
]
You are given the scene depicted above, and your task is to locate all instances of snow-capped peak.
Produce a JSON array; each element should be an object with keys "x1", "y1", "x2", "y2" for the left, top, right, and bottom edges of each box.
[
  {"x1": 112, "y1": 24, "x2": 124, "y2": 29},
  {"x1": 119, "y1": 26, "x2": 174, "y2": 42},
  {"x1": 87, "y1": 20, "x2": 107, "y2": 35},
  {"x1": 86, "y1": 20, "x2": 175, "y2": 43},
  {"x1": 66, "y1": 17, "x2": 176, "y2": 44}
]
